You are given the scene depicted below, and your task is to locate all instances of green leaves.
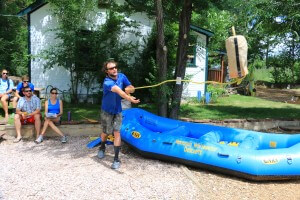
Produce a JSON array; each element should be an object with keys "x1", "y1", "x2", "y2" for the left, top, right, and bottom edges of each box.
[{"x1": 0, "y1": 0, "x2": 31, "y2": 75}]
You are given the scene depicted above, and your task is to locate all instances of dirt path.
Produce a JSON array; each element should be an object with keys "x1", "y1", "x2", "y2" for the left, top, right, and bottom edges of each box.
[
  {"x1": 256, "y1": 86, "x2": 300, "y2": 103},
  {"x1": 0, "y1": 137, "x2": 299, "y2": 200}
]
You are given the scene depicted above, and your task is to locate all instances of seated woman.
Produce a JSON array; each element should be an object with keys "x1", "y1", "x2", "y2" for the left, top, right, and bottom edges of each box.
[{"x1": 35, "y1": 88, "x2": 67, "y2": 144}]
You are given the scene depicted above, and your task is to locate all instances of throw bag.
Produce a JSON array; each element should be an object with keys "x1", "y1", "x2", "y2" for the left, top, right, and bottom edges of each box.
[{"x1": 225, "y1": 35, "x2": 248, "y2": 78}]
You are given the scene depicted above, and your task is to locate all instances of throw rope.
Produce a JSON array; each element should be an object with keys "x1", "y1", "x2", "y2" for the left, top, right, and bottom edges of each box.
[
  {"x1": 134, "y1": 76, "x2": 245, "y2": 90},
  {"x1": 81, "y1": 76, "x2": 246, "y2": 122}
]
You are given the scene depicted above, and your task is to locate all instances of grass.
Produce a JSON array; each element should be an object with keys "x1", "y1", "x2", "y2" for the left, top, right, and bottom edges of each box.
[
  {"x1": 63, "y1": 102, "x2": 100, "y2": 121},
  {"x1": 179, "y1": 95, "x2": 300, "y2": 120},
  {"x1": 2, "y1": 94, "x2": 300, "y2": 125}
]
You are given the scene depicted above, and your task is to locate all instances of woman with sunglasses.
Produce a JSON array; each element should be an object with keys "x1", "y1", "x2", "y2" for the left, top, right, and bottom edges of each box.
[
  {"x1": 35, "y1": 88, "x2": 67, "y2": 144},
  {"x1": 12, "y1": 75, "x2": 35, "y2": 115}
]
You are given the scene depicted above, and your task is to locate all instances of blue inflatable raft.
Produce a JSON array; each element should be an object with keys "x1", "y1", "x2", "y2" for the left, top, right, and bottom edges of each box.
[{"x1": 120, "y1": 108, "x2": 300, "y2": 181}]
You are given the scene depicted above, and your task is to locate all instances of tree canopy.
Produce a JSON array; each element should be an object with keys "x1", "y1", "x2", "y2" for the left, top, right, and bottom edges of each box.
[{"x1": 0, "y1": 0, "x2": 33, "y2": 75}]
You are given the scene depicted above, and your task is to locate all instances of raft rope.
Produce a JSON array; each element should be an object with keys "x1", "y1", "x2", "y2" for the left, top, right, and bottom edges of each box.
[
  {"x1": 80, "y1": 115, "x2": 98, "y2": 123},
  {"x1": 134, "y1": 76, "x2": 245, "y2": 90},
  {"x1": 81, "y1": 76, "x2": 246, "y2": 122}
]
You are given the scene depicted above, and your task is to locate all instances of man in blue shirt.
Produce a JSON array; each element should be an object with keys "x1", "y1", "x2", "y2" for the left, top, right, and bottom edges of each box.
[
  {"x1": 98, "y1": 60, "x2": 140, "y2": 169},
  {"x1": 12, "y1": 75, "x2": 35, "y2": 115},
  {"x1": 0, "y1": 69, "x2": 14, "y2": 124}
]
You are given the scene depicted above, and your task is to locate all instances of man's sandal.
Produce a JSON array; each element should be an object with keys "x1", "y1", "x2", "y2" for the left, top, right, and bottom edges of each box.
[{"x1": 13, "y1": 137, "x2": 22, "y2": 143}]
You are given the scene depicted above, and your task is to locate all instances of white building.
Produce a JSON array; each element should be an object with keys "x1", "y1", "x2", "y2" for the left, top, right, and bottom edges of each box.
[{"x1": 18, "y1": 0, "x2": 213, "y2": 100}]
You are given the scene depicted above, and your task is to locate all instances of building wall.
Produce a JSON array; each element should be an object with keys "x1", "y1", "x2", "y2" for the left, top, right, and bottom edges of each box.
[
  {"x1": 30, "y1": 3, "x2": 68, "y2": 94},
  {"x1": 29, "y1": 3, "x2": 153, "y2": 98},
  {"x1": 182, "y1": 33, "x2": 207, "y2": 98}
]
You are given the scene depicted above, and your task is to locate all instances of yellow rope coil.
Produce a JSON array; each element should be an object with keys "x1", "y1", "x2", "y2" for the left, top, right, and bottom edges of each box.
[{"x1": 134, "y1": 76, "x2": 245, "y2": 90}]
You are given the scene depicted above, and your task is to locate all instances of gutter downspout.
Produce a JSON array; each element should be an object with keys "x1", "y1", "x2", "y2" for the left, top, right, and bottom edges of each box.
[
  {"x1": 204, "y1": 36, "x2": 210, "y2": 95},
  {"x1": 27, "y1": 14, "x2": 31, "y2": 81}
]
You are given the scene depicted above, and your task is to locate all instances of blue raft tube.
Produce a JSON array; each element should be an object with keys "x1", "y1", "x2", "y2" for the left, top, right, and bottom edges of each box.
[{"x1": 120, "y1": 108, "x2": 300, "y2": 181}]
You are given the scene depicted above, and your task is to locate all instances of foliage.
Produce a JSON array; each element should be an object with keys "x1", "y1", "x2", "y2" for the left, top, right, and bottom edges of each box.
[
  {"x1": 249, "y1": 60, "x2": 274, "y2": 83},
  {"x1": 127, "y1": 22, "x2": 178, "y2": 103},
  {"x1": 0, "y1": 0, "x2": 33, "y2": 76},
  {"x1": 269, "y1": 53, "x2": 298, "y2": 85},
  {"x1": 192, "y1": 7, "x2": 232, "y2": 53},
  {"x1": 207, "y1": 84, "x2": 226, "y2": 103}
]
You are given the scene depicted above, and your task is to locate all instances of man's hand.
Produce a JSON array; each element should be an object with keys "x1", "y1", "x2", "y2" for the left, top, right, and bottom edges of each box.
[
  {"x1": 129, "y1": 96, "x2": 140, "y2": 104},
  {"x1": 111, "y1": 85, "x2": 140, "y2": 104},
  {"x1": 21, "y1": 112, "x2": 28, "y2": 119}
]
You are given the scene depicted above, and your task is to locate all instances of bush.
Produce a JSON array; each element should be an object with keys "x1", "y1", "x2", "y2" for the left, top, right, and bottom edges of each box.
[{"x1": 207, "y1": 84, "x2": 226, "y2": 103}]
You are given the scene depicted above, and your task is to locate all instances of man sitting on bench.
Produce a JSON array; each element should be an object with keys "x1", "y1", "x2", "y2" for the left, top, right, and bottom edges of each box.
[
  {"x1": 0, "y1": 69, "x2": 14, "y2": 124},
  {"x1": 13, "y1": 86, "x2": 41, "y2": 143}
]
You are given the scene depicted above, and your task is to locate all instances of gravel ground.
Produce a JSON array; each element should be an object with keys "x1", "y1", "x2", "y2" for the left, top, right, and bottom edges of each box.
[{"x1": 0, "y1": 136, "x2": 299, "y2": 200}]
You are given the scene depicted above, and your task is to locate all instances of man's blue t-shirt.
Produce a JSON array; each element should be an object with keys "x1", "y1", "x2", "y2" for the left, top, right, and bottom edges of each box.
[
  {"x1": 101, "y1": 73, "x2": 131, "y2": 114},
  {"x1": 16, "y1": 82, "x2": 35, "y2": 96}
]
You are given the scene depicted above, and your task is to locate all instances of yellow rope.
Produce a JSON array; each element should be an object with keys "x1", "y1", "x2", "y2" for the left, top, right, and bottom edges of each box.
[
  {"x1": 81, "y1": 76, "x2": 245, "y2": 122},
  {"x1": 134, "y1": 76, "x2": 245, "y2": 90},
  {"x1": 80, "y1": 115, "x2": 98, "y2": 123}
]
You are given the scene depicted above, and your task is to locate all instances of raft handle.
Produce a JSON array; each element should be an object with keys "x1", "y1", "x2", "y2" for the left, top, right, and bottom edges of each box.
[
  {"x1": 163, "y1": 142, "x2": 173, "y2": 145},
  {"x1": 218, "y1": 152, "x2": 229, "y2": 158},
  {"x1": 287, "y1": 156, "x2": 293, "y2": 165}
]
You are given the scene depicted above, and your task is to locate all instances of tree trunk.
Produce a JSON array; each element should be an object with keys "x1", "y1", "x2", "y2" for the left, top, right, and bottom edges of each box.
[
  {"x1": 155, "y1": 0, "x2": 168, "y2": 117},
  {"x1": 169, "y1": 0, "x2": 192, "y2": 119},
  {"x1": 265, "y1": 39, "x2": 269, "y2": 68},
  {"x1": 290, "y1": 35, "x2": 295, "y2": 83}
]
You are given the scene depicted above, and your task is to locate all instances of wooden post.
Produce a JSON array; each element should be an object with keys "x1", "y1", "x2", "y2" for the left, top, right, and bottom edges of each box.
[
  {"x1": 221, "y1": 55, "x2": 224, "y2": 83},
  {"x1": 232, "y1": 26, "x2": 236, "y2": 36}
]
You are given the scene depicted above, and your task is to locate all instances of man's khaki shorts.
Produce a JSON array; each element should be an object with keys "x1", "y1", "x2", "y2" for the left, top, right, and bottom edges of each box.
[{"x1": 100, "y1": 110, "x2": 122, "y2": 135}]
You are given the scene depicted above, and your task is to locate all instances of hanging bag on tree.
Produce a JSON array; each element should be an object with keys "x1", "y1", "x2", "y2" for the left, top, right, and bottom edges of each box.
[{"x1": 225, "y1": 27, "x2": 248, "y2": 79}]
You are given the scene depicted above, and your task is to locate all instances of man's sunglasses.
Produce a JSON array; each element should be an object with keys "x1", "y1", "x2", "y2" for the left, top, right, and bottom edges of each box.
[
  {"x1": 23, "y1": 81, "x2": 29, "y2": 83},
  {"x1": 51, "y1": 92, "x2": 58, "y2": 94},
  {"x1": 107, "y1": 66, "x2": 117, "y2": 71},
  {"x1": 24, "y1": 90, "x2": 32, "y2": 93},
  {"x1": 2, "y1": 73, "x2": 8, "y2": 75}
]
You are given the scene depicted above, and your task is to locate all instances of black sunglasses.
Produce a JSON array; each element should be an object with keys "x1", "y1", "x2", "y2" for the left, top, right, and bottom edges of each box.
[
  {"x1": 51, "y1": 92, "x2": 58, "y2": 94},
  {"x1": 23, "y1": 81, "x2": 29, "y2": 83},
  {"x1": 24, "y1": 90, "x2": 32, "y2": 93},
  {"x1": 107, "y1": 66, "x2": 117, "y2": 70},
  {"x1": 2, "y1": 73, "x2": 8, "y2": 75}
]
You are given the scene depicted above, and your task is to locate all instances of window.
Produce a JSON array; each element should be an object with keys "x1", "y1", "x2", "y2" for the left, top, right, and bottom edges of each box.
[
  {"x1": 187, "y1": 34, "x2": 197, "y2": 67},
  {"x1": 98, "y1": 0, "x2": 111, "y2": 8}
]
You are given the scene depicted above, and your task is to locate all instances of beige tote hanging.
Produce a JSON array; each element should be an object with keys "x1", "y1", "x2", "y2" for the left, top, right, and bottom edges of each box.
[{"x1": 225, "y1": 27, "x2": 248, "y2": 78}]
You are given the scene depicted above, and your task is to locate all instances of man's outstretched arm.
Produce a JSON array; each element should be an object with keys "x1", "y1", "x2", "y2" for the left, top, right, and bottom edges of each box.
[{"x1": 111, "y1": 85, "x2": 140, "y2": 104}]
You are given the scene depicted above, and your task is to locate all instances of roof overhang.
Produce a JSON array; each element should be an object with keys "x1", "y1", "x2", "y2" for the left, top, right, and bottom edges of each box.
[
  {"x1": 17, "y1": 0, "x2": 47, "y2": 17},
  {"x1": 190, "y1": 25, "x2": 214, "y2": 37}
]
